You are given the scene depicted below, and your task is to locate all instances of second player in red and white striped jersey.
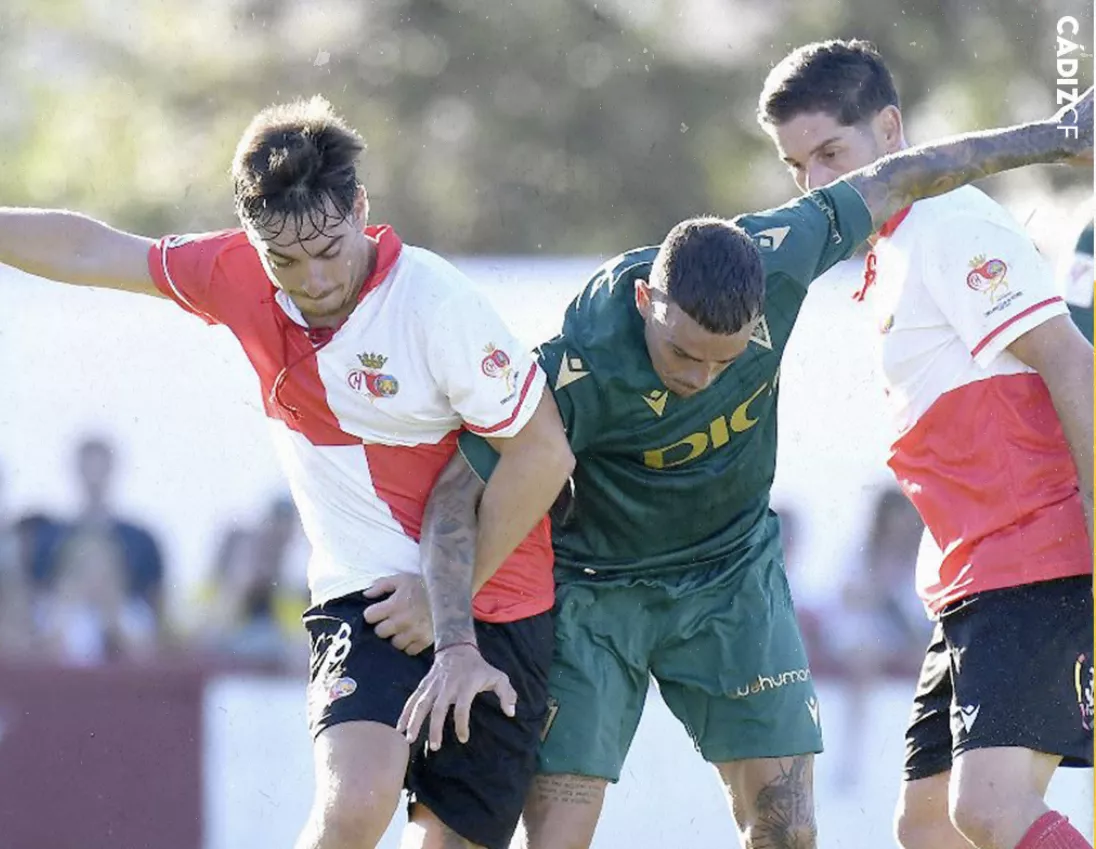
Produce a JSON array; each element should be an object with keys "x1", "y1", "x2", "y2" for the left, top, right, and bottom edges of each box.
[{"x1": 865, "y1": 186, "x2": 1089, "y2": 613}]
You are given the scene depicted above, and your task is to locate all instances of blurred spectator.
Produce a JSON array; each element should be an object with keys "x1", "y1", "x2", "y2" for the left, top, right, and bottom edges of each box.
[
  {"x1": 774, "y1": 503, "x2": 835, "y2": 674},
  {"x1": 193, "y1": 496, "x2": 308, "y2": 670},
  {"x1": 827, "y1": 487, "x2": 932, "y2": 791},
  {"x1": 40, "y1": 437, "x2": 166, "y2": 623},
  {"x1": 0, "y1": 469, "x2": 35, "y2": 659},
  {"x1": 36, "y1": 530, "x2": 158, "y2": 665}
]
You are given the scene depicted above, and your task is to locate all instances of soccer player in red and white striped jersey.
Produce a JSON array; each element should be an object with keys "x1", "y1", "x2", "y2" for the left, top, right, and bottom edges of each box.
[
  {"x1": 761, "y1": 40, "x2": 1093, "y2": 849},
  {"x1": 0, "y1": 97, "x2": 574, "y2": 849}
]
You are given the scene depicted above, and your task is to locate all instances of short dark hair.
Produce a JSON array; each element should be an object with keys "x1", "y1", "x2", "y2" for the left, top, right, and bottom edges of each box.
[
  {"x1": 232, "y1": 96, "x2": 364, "y2": 239},
  {"x1": 758, "y1": 39, "x2": 899, "y2": 128},
  {"x1": 651, "y1": 217, "x2": 764, "y2": 335}
]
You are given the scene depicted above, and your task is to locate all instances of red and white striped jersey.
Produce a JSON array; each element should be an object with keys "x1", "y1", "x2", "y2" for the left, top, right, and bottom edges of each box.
[
  {"x1": 865, "y1": 186, "x2": 1089, "y2": 615},
  {"x1": 148, "y1": 225, "x2": 553, "y2": 622}
]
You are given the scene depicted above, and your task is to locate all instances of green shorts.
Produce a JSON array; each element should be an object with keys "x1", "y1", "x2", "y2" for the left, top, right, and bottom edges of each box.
[{"x1": 539, "y1": 554, "x2": 822, "y2": 781}]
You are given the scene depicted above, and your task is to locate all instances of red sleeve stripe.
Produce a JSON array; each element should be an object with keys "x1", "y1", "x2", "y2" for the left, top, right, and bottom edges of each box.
[
  {"x1": 465, "y1": 365, "x2": 541, "y2": 435},
  {"x1": 971, "y1": 297, "x2": 1063, "y2": 358}
]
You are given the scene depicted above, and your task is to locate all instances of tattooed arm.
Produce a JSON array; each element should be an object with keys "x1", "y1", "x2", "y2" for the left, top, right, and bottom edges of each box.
[
  {"x1": 844, "y1": 86, "x2": 1092, "y2": 230},
  {"x1": 418, "y1": 455, "x2": 484, "y2": 650}
]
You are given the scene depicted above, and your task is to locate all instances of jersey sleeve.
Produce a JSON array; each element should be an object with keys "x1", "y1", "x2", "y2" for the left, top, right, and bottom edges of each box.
[
  {"x1": 920, "y1": 214, "x2": 1068, "y2": 367},
  {"x1": 146, "y1": 230, "x2": 242, "y2": 326},
  {"x1": 426, "y1": 287, "x2": 546, "y2": 438},
  {"x1": 534, "y1": 331, "x2": 604, "y2": 455},
  {"x1": 734, "y1": 181, "x2": 873, "y2": 291},
  {"x1": 454, "y1": 332, "x2": 603, "y2": 484}
]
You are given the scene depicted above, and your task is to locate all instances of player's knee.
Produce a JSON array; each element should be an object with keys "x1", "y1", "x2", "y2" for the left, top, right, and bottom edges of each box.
[
  {"x1": 894, "y1": 804, "x2": 937, "y2": 849},
  {"x1": 948, "y1": 793, "x2": 1001, "y2": 849},
  {"x1": 311, "y1": 774, "x2": 402, "y2": 846}
]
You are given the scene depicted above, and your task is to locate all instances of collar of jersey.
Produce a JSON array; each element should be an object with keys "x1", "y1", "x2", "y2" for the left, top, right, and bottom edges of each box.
[
  {"x1": 273, "y1": 224, "x2": 404, "y2": 330},
  {"x1": 878, "y1": 206, "x2": 912, "y2": 239}
]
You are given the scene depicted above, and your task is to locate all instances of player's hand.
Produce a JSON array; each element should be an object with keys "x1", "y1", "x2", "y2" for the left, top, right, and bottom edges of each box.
[
  {"x1": 363, "y1": 573, "x2": 433, "y2": 655},
  {"x1": 1053, "y1": 85, "x2": 1093, "y2": 166},
  {"x1": 398, "y1": 644, "x2": 518, "y2": 750}
]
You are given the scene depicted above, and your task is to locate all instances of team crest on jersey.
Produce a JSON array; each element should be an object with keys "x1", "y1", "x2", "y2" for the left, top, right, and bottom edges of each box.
[
  {"x1": 481, "y1": 344, "x2": 518, "y2": 401},
  {"x1": 966, "y1": 255, "x2": 1010, "y2": 304},
  {"x1": 347, "y1": 352, "x2": 400, "y2": 399},
  {"x1": 1075, "y1": 653, "x2": 1093, "y2": 731}
]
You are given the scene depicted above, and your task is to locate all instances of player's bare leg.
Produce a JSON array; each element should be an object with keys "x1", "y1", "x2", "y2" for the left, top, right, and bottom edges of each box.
[
  {"x1": 950, "y1": 748, "x2": 1071, "y2": 849},
  {"x1": 521, "y1": 773, "x2": 608, "y2": 849},
  {"x1": 402, "y1": 805, "x2": 484, "y2": 849},
  {"x1": 295, "y1": 721, "x2": 409, "y2": 849},
  {"x1": 896, "y1": 749, "x2": 1070, "y2": 849},
  {"x1": 894, "y1": 772, "x2": 972, "y2": 849},
  {"x1": 716, "y1": 754, "x2": 817, "y2": 848}
]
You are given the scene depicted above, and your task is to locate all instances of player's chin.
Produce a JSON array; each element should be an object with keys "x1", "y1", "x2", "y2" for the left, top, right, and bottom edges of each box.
[{"x1": 668, "y1": 380, "x2": 702, "y2": 398}]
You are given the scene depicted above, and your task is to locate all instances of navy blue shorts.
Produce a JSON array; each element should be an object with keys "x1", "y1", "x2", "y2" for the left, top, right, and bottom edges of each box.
[
  {"x1": 904, "y1": 576, "x2": 1093, "y2": 780},
  {"x1": 304, "y1": 593, "x2": 553, "y2": 849}
]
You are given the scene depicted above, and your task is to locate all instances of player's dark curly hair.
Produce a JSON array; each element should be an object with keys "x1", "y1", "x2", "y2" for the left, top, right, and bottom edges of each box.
[
  {"x1": 757, "y1": 39, "x2": 899, "y2": 128},
  {"x1": 652, "y1": 217, "x2": 764, "y2": 335},
  {"x1": 232, "y1": 96, "x2": 364, "y2": 240}
]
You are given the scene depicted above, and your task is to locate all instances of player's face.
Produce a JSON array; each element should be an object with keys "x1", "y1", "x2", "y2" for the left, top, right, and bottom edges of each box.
[
  {"x1": 250, "y1": 187, "x2": 372, "y2": 325},
  {"x1": 637, "y1": 284, "x2": 758, "y2": 398},
  {"x1": 770, "y1": 108, "x2": 898, "y2": 192}
]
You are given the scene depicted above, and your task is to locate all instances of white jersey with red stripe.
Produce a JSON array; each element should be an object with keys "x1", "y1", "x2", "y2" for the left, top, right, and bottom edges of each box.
[
  {"x1": 147, "y1": 225, "x2": 553, "y2": 620},
  {"x1": 866, "y1": 186, "x2": 1089, "y2": 615}
]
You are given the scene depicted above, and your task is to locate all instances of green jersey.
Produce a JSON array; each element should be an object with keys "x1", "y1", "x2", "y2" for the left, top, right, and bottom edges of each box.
[{"x1": 461, "y1": 181, "x2": 872, "y2": 577}]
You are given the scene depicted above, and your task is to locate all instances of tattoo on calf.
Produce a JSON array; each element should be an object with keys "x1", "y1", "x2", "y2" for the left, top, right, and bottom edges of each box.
[
  {"x1": 530, "y1": 775, "x2": 605, "y2": 808},
  {"x1": 750, "y1": 756, "x2": 817, "y2": 849}
]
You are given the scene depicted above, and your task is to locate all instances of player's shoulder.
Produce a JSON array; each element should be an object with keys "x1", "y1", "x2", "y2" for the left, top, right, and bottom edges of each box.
[
  {"x1": 904, "y1": 186, "x2": 1024, "y2": 239},
  {"x1": 394, "y1": 242, "x2": 481, "y2": 307},
  {"x1": 159, "y1": 228, "x2": 251, "y2": 261},
  {"x1": 563, "y1": 246, "x2": 655, "y2": 345}
]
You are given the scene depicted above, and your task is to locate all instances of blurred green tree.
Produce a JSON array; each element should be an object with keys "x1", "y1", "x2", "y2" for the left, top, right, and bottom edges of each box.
[{"x1": 0, "y1": 0, "x2": 1089, "y2": 252}]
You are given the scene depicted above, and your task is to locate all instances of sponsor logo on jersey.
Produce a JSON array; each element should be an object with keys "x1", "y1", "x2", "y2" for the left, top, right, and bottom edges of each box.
[
  {"x1": 957, "y1": 703, "x2": 981, "y2": 733},
  {"x1": 481, "y1": 343, "x2": 518, "y2": 401},
  {"x1": 555, "y1": 353, "x2": 590, "y2": 390},
  {"x1": 642, "y1": 389, "x2": 668, "y2": 417},
  {"x1": 966, "y1": 255, "x2": 1011, "y2": 304},
  {"x1": 753, "y1": 226, "x2": 791, "y2": 251},
  {"x1": 347, "y1": 352, "x2": 399, "y2": 399},
  {"x1": 643, "y1": 377, "x2": 774, "y2": 469},
  {"x1": 1075, "y1": 653, "x2": 1093, "y2": 731},
  {"x1": 730, "y1": 667, "x2": 812, "y2": 699}
]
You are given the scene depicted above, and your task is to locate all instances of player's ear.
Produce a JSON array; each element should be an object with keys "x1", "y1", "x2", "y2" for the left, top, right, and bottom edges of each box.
[
  {"x1": 635, "y1": 279, "x2": 652, "y2": 318},
  {"x1": 876, "y1": 105, "x2": 904, "y2": 154},
  {"x1": 354, "y1": 184, "x2": 369, "y2": 226}
]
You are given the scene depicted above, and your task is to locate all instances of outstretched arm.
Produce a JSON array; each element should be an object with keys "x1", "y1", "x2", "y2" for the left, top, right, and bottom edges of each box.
[
  {"x1": 843, "y1": 87, "x2": 1092, "y2": 230},
  {"x1": 0, "y1": 208, "x2": 161, "y2": 296}
]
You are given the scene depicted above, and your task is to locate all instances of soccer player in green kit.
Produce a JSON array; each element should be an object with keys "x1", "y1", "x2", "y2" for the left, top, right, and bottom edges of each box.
[{"x1": 389, "y1": 95, "x2": 1093, "y2": 849}]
